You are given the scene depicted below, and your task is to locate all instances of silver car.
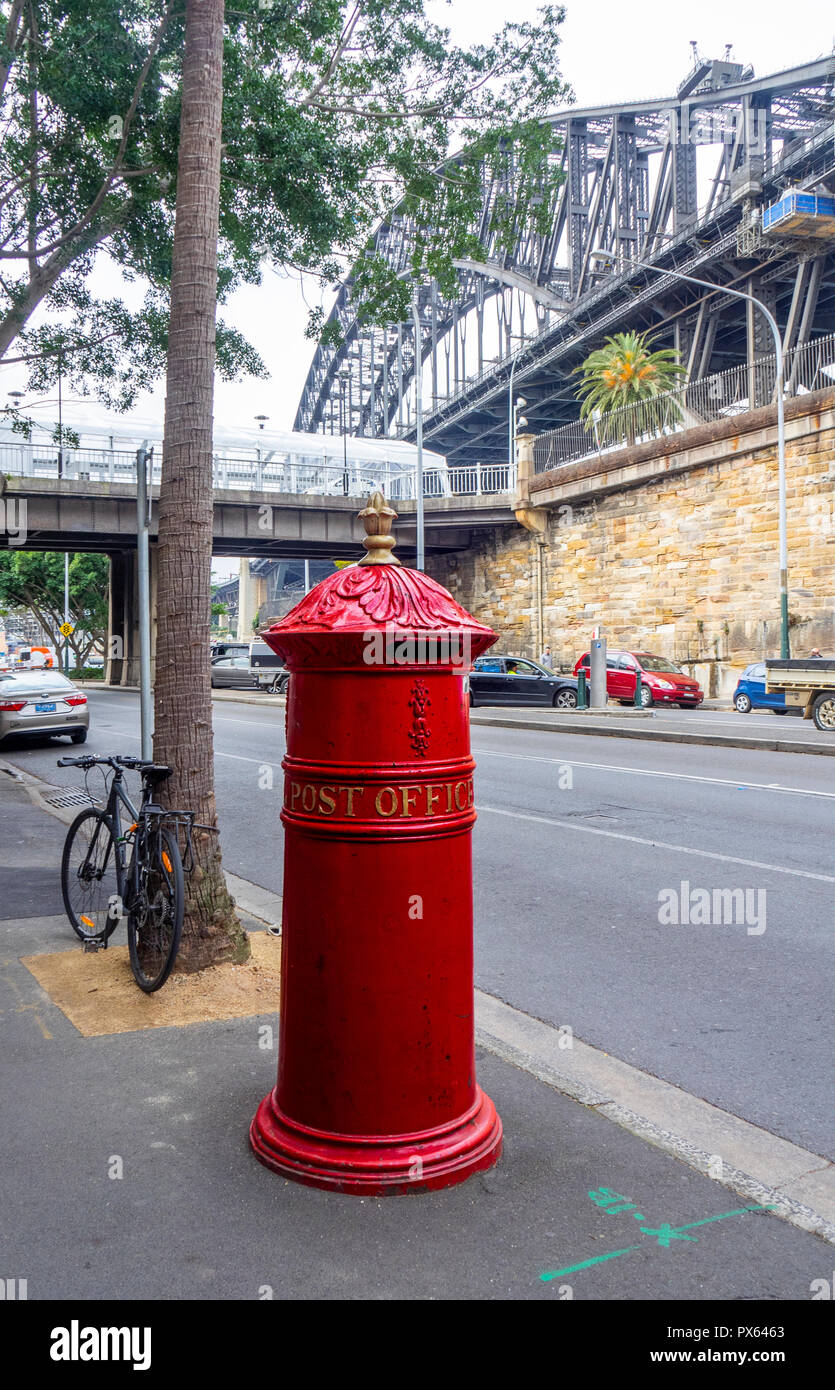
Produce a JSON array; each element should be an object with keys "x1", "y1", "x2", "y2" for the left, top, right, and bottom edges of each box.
[
  {"x1": 210, "y1": 655, "x2": 268, "y2": 690},
  {"x1": 0, "y1": 668, "x2": 90, "y2": 744}
]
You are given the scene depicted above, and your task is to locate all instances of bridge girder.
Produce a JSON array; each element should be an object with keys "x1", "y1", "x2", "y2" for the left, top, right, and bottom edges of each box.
[{"x1": 295, "y1": 55, "x2": 835, "y2": 465}]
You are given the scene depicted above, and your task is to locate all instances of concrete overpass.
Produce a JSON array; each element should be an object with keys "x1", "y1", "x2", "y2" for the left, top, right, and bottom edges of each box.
[
  {"x1": 0, "y1": 473, "x2": 513, "y2": 558},
  {"x1": 0, "y1": 472, "x2": 517, "y2": 684}
]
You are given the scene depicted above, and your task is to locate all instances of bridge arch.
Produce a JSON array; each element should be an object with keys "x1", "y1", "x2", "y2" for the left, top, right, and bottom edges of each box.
[{"x1": 295, "y1": 54, "x2": 835, "y2": 466}]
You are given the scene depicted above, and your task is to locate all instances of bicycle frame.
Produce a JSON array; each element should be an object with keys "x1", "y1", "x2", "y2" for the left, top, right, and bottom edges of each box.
[
  {"x1": 85, "y1": 769, "x2": 157, "y2": 932},
  {"x1": 107, "y1": 773, "x2": 142, "y2": 909}
]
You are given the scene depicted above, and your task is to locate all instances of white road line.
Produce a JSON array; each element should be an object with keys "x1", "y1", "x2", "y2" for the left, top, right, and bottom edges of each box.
[
  {"x1": 103, "y1": 729, "x2": 283, "y2": 768},
  {"x1": 479, "y1": 804, "x2": 835, "y2": 883},
  {"x1": 474, "y1": 746, "x2": 835, "y2": 800},
  {"x1": 212, "y1": 715, "x2": 282, "y2": 729}
]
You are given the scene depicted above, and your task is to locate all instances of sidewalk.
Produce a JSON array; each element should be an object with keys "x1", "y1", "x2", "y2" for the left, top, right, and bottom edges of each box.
[{"x1": 1, "y1": 766, "x2": 831, "y2": 1300}]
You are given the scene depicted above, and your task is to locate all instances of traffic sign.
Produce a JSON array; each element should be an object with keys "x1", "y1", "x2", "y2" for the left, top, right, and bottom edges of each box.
[{"x1": 59, "y1": 622, "x2": 74, "y2": 638}]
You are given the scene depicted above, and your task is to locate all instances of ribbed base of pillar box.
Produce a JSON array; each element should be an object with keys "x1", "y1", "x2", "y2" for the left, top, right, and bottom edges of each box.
[{"x1": 249, "y1": 1087, "x2": 502, "y2": 1196}]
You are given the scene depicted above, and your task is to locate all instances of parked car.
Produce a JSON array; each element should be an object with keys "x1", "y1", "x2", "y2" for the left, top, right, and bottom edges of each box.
[
  {"x1": 469, "y1": 656, "x2": 579, "y2": 708},
  {"x1": 249, "y1": 639, "x2": 289, "y2": 694},
  {"x1": 0, "y1": 668, "x2": 89, "y2": 744},
  {"x1": 762, "y1": 657, "x2": 835, "y2": 729},
  {"x1": 572, "y1": 650, "x2": 703, "y2": 708},
  {"x1": 210, "y1": 640, "x2": 249, "y2": 659},
  {"x1": 732, "y1": 662, "x2": 788, "y2": 714},
  {"x1": 210, "y1": 655, "x2": 266, "y2": 690}
]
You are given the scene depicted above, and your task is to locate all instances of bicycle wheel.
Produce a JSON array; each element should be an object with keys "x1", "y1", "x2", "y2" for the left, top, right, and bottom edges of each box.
[
  {"x1": 61, "y1": 809, "x2": 124, "y2": 941},
  {"x1": 127, "y1": 825, "x2": 184, "y2": 992}
]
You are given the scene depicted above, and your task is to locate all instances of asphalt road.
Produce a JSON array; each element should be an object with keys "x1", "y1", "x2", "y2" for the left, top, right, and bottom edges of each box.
[
  {"x1": 473, "y1": 699, "x2": 834, "y2": 749},
  {"x1": 4, "y1": 687, "x2": 833, "y2": 1161}
]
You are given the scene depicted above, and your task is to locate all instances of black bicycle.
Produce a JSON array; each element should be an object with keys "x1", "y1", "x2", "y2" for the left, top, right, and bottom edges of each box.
[{"x1": 58, "y1": 754, "x2": 195, "y2": 993}]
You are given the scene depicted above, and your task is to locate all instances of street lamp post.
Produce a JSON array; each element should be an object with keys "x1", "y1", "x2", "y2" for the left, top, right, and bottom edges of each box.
[
  {"x1": 390, "y1": 269, "x2": 427, "y2": 568},
  {"x1": 412, "y1": 281, "x2": 425, "y2": 571},
  {"x1": 512, "y1": 393, "x2": 528, "y2": 446},
  {"x1": 136, "y1": 441, "x2": 153, "y2": 759},
  {"x1": 337, "y1": 369, "x2": 351, "y2": 495},
  {"x1": 508, "y1": 352, "x2": 524, "y2": 483},
  {"x1": 589, "y1": 249, "x2": 790, "y2": 658},
  {"x1": 63, "y1": 551, "x2": 70, "y2": 677},
  {"x1": 8, "y1": 385, "x2": 72, "y2": 670},
  {"x1": 57, "y1": 347, "x2": 64, "y2": 480}
]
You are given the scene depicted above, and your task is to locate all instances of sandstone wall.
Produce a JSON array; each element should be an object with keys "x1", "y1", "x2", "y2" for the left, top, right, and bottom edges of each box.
[{"x1": 427, "y1": 393, "x2": 835, "y2": 696}]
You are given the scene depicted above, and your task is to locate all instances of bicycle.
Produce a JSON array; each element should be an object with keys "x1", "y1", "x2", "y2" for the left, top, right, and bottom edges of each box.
[{"x1": 58, "y1": 754, "x2": 197, "y2": 993}]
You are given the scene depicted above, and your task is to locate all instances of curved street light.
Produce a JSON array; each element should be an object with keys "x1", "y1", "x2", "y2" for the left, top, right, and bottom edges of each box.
[{"x1": 588, "y1": 249, "x2": 789, "y2": 658}]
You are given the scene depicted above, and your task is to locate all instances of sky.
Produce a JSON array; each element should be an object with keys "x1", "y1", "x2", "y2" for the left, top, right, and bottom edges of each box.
[{"x1": 1, "y1": 0, "x2": 832, "y2": 516}]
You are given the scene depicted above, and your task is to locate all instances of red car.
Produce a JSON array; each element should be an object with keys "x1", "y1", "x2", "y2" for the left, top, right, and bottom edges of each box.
[{"x1": 573, "y1": 650, "x2": 704, "y2": 709}]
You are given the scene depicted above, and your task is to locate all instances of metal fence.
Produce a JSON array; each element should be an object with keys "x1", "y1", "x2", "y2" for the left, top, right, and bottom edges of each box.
[
  {"x1": 533, "y1": 331, "x2": 835, "y2": 475},
  {"x1": 0, "y1": 443, "x2": 512, "y2": 499}
]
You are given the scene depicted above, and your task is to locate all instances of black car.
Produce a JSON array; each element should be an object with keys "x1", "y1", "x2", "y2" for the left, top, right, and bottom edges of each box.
[{"x1": 468, "y1": 655, "x2": 578, "y2": 708}]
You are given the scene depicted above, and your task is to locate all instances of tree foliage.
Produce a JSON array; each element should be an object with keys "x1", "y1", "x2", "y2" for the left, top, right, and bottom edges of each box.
[
  {"x1": 0, "y1": 0, "x2": 571, "y2": 405},
  {"x1": 575, "y1": 330, "x2": 686, "y2": 445},
  {"x1": 0, "y1": 550, "x2": 108, "y2": 662}
]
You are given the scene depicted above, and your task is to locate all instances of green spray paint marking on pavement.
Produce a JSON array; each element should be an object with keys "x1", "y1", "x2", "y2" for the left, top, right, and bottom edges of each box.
[
  {"x1": 660, "y1": 1206, "x2": 777, "y2": 1238},
  {"x1": 540, "y1": 1204, "x2": 777, "y2": 1282},
  {"x1": 540, "y1": 1243, "x2": 645, "y2": 1280}
]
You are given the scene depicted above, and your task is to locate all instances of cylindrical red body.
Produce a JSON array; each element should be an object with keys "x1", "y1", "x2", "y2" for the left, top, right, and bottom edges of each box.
[{"x1": 249, "y1": 563, "x2": 502, "y2": 1194}]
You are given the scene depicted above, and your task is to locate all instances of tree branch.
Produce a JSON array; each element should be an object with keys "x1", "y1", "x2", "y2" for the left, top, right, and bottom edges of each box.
[
  {"x1": 26, "y1": 2, "x2": 38, "y2": 276},
  {"x1": 0, "y1": 328, "x2": 122, "y2": 366},
  {"x1": 0, "y1": 0, "x2": 174, "y2": 262},
  {"x1": 0, "y1": 211, "x2": 125, "y2": 360},
  {"x1": 297, "y1": 2, "x2": 363, "y2": 111},
  {"x1": 0, "y1": 0, "x2": 26, "y2": 108}
]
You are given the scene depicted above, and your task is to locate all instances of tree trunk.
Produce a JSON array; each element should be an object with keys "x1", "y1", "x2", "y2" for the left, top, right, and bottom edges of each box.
[{"x1": 153, "y1": 0, "x2": 248, "y2": 971}]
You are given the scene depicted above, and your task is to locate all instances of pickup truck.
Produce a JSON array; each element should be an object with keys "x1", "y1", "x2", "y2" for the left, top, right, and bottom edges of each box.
[{"x1": 765, "y1": 659, "x2": 835, "y2": 732}]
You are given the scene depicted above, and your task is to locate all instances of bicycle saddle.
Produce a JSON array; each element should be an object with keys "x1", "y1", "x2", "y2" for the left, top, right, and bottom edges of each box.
[{"x1": 142, "y1": 764, "x2": 173, "y2": 785}]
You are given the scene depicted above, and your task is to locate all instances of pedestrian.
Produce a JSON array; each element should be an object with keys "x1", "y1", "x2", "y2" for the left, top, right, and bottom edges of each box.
[
  {"x1": 539, "y1": 644, "x2": 554, "y2": 669},
  {"x1": 810, "y1": 648, "x2": 823, "y2": 659}
]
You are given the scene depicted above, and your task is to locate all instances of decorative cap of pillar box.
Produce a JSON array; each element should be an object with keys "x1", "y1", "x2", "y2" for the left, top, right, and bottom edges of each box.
[
  {"x1": 260, "y1": 490, "x2": 497, "y2": 669},
  {"x1": 357, "y1": 489, "x2": 400, "y2": 565}
]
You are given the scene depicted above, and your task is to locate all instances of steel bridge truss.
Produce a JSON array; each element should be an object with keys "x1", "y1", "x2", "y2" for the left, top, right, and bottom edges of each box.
[{"x1": 295, "y1": 55, "x2": 835, "y2": 465}]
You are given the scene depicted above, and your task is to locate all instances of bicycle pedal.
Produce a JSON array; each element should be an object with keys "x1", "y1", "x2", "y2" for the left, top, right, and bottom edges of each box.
[{"x1": 82, "y1": 937, "x2": 106, "y2": 953}]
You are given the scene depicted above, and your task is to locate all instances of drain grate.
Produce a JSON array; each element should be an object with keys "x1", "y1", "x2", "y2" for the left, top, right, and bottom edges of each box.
[{"x1": 42, "y1": 786, "x2": 98, "y2": 809}]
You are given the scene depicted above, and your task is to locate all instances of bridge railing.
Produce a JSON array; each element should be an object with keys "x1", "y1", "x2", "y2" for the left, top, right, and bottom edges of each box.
[
  {"x1": 533, "y1": 331, "x2": 835, "y2": 475},
  {"x1": 0, "y1": 442, "x2": 514, "y2": 499}
]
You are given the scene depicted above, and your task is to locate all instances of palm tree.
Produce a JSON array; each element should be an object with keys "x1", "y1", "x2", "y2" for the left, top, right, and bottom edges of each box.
[
  {"x1": 154, "y1": 0, "x2": 249, "y2": 972},
  {"x1": 575, "y1": 330, "x2": 686, "y2": 447}
]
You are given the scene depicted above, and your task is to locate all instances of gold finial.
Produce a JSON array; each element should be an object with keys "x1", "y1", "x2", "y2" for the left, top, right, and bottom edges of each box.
[{"x1": 357, "y1": 489, "x2": 400, "y2": 565}]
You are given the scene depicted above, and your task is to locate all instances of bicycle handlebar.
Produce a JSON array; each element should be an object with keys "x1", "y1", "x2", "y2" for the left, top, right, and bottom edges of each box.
[
  {"x1": 57, "y1": 754, "x2": 118, "y2": 769},
  {"x1": 56, "y1": 754, "x2": 172, "y2": 775}
]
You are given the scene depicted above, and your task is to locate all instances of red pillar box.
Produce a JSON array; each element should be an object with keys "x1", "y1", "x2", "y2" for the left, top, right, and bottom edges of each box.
[{"x1": 249, "y1": 491, "x2": 502, "y2": 1194}]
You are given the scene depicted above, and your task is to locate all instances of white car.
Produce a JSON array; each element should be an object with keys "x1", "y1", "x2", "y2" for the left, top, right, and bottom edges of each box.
[{"x1": 0, "y1": 669, "x2": 89, "y2": 744}]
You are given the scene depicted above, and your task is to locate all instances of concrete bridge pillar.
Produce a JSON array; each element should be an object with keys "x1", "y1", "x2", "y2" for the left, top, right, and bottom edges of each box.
[
  {"x1": 105, "y1": 546, "x2": 158, "y2": 687},
  {"x1": 237, "y1": 557, "x2": 256, "y2": 641},
  {"x1": 513, "y1": 432, "x2": 547, "y2": 536},
  {"x1": 236, "y1": 557, "x2": 266, "y2": 640}
]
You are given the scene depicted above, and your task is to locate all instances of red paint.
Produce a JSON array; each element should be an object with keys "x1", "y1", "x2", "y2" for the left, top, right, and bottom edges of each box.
[{"x1": 249, "y1": 562, "x2": 502, "y2": 1194}]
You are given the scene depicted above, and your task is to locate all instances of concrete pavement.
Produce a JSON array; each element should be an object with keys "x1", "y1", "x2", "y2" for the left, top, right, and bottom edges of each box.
[
  {"x1": 7, "y1": 687, "x2": 834, "y2": 1161},
  {"x1": 0, "y1": 767, "x2": 832, "y2": 1300}
]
